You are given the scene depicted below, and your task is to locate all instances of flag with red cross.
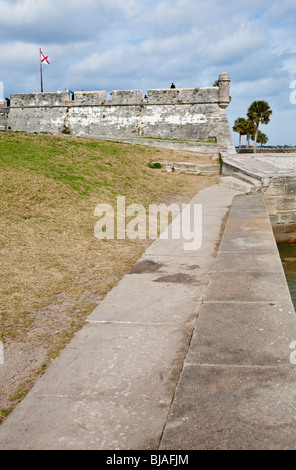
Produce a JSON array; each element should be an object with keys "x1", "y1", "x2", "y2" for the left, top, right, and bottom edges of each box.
[{"x1": 40, "y1": 50, "x2": 50, "y2": 65}]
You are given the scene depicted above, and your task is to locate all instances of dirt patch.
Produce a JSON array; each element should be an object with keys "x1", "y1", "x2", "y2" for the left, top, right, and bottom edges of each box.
[
  {"x1": 153, "y1": 273, "x2": 204, "y2": 286},
  {"x1": 129, "y1": 259, "x2": 165, "y2": 274},
  {"x1": 182, "y1": 264, "x2": 200, "y2": 270}
]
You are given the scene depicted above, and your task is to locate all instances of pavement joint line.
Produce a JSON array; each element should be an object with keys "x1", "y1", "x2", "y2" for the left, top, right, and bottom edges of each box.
[
  {"x1": 29, "y1": 394, "x2": 118, "y2": 399},
  {"x1": 142, "y1": 253, "x2": 218, "y2": 257},
  {"x1": 224, "y1": 229, "x2": 274, "y2": 232},
  {"x1": 218, "y1": 250, "x2": 279, "y2": 253},
  {"x1": 147, "y1": 237, "x2": 222, "y2": 242},
  {"x1": 183, "y1": 363, "x2": 293, "y2": 370},
  {"x1": 28, "y1": 393, "x2": 171, "y2": 401},
  {"x1": 85, "y1": 320, "x2": 181, "y2": 326},
  {"x1": 142, "y1": 254, "x2": 217, "y2": 259},
  {"x1": 212, "y1": 270, "x2": 285, "y2": 273},
  {"x1": 203, "y1": 300, "x2": 294, "y2": 304}
]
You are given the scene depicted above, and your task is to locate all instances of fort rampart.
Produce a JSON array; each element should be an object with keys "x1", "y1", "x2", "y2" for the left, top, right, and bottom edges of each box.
[
  {"x1": 0, "y1": 101, "x2": 9, "y2": 131},
  {"x1": 1, "y1": 73, "x2": 235, "y2": 153}
]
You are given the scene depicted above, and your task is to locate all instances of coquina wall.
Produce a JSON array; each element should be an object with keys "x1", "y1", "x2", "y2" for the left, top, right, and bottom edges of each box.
[
  {"x1": 0, "y1": 100, "x2": 9, "y2": 131},
  {"x1": 5, "y1": 73, "x2": 235, "y2": 153},
  {"x1": 264, "y1": 178, "x2": 296, "y2": 243}
]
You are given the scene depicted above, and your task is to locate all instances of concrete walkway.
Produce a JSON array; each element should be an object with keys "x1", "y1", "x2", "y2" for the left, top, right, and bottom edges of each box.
[
  {"x1": 160, "y1": 194, "x2": 296, "y2": 450},
  {"x1": 1, "y1": 186, "x2": 296, "y2": 450},
  {"x1": 222, "y1": 152, "x2": 296, "y2": 180},
  {"x1": 0, "y1": 184, "x2": 238, "y2": 450}
]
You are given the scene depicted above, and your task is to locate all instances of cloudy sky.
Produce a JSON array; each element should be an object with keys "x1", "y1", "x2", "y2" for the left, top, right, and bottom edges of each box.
[{"x1": 1, "y1": 0, "x2": 296, "y2": 145}]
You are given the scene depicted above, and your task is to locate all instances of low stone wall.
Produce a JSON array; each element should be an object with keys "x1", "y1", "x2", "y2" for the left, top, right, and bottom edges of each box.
[
  {"x1": 155, "y1": 161, "x2": 220, "y2": 175},
  {"x1": 107, "y1": 137, "x2": 219, "y2": 155},
  {"x1": 237, "y1": 148, "x2": 296, "y2": 154}
]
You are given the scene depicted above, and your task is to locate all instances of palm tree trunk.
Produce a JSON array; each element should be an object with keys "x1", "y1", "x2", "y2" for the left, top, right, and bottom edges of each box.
[
  {"x1": 239, "y1": 133, "x2": 241, "y2": 149},
  {"x1": 253, "y1": 125, "x2": 259, "y2": 153}
]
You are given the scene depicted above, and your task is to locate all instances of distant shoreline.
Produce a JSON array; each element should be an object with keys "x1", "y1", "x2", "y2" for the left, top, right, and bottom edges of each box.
[{"x1": 236, "y1": 147, "x2": 296, "y2": 153}]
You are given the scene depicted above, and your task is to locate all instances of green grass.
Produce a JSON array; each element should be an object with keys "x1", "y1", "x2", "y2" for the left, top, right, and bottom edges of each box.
[{"x1": 1, "y1": 133, "x2": 206, "y2": 197}]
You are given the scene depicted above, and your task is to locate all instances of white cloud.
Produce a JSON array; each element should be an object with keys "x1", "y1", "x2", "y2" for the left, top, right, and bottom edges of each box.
[{"x1": 282, "y1": 57, "x2": 296, "y2": 76}]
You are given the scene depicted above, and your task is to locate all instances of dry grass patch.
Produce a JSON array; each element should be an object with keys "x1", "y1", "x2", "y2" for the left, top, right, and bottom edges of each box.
[{"x1": 0, "y1": 132, "x2": 218, "y2": 421}]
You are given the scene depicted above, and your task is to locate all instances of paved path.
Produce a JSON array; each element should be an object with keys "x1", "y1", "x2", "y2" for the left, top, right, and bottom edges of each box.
[
  {"x1": 222, "y1": 152, "x2": 296, "y2": 181},
  {"x1": 0, "y1": 184, "x2": 238, "y2": 450},
  {"x1": 1, "y1": 186, "x2": 296, "y2": 450},
  {"x1": 160, "y1": 194, "x2": 296, "y2": 450}
]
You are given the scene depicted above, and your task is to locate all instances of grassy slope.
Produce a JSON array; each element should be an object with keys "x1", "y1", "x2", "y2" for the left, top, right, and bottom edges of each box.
[{"x1": 0, "y1": 132, "x2": 218, "y2": 419}]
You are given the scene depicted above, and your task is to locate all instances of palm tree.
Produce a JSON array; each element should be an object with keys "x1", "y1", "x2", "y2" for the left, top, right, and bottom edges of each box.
[
  {"x1": 247, "y1": 101, "x2": 272, "y2": 153},
  {"x1": 233, "y1": 117, "x2": 247, "y2": 149},
  {"x1": 253, "y1": 130, "x2": 268, "y2": 148},
  {"x1": 245, "y1": 119, "x2": 256, "y2": 149}
]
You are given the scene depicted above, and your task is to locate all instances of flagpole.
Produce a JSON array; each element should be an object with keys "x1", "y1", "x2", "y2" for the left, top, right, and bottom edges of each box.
[{"x1": 40, "y1": 48, "x2": 43, "y2": 93}]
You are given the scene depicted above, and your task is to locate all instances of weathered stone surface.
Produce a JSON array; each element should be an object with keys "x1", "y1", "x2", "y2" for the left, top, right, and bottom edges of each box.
[
  {"x1": 158, "y1": 161, "x2": 220, "y2": 175},
  {"x1": 214, "y1": 250, "x2": 284, "y2": 272},
  {"x1": 205, "y1": 271, "x2": 290, "y2": 302},
  {"x1": 218, "y1": 72, "x2": 231, "y2": 109},
  {"x1": 0, "y1": 322, "x2": 189, "y2": 450},
  {"x1": 160, "y1": 365, "x2": 296, "y2": 450},
  {"x1": 0, "y1": 106, "x2": 9, "y2": 131},
  {"x1": 6, "y1": 78, "x2": 235, "y2": 153},
  {"x1": 187, "y1": 301, "x2": 296, "y2": 366},
  {"x1": 219, "y1": 176, "x2": 259, "y2": 194}
]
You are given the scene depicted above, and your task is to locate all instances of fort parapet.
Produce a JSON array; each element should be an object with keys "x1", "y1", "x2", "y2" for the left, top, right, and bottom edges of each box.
[{"x1": 3, "y1": 72, "x2": 235, "y2": 153}]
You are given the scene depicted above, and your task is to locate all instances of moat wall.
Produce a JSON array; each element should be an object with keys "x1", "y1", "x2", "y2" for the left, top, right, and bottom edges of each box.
[
  {"x1": 264, "y1": 178, "x2": 296, "y2": 244},
  {"x1": 4, "y1": 73, "x2": 235, "y2": 153}
]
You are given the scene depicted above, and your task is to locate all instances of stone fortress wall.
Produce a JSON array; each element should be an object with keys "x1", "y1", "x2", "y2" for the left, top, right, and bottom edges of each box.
[
  {"x1": 0, "y1": 101, "x2": 9, "y2": 131},
  {"x1": 1, "y1": 72, "x2": 235, "y2": 153}
]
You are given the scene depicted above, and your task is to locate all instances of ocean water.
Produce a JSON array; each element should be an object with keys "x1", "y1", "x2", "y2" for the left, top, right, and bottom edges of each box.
[{"x1": 278, "y1": 244, "x2": 296, "y2": 310}]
